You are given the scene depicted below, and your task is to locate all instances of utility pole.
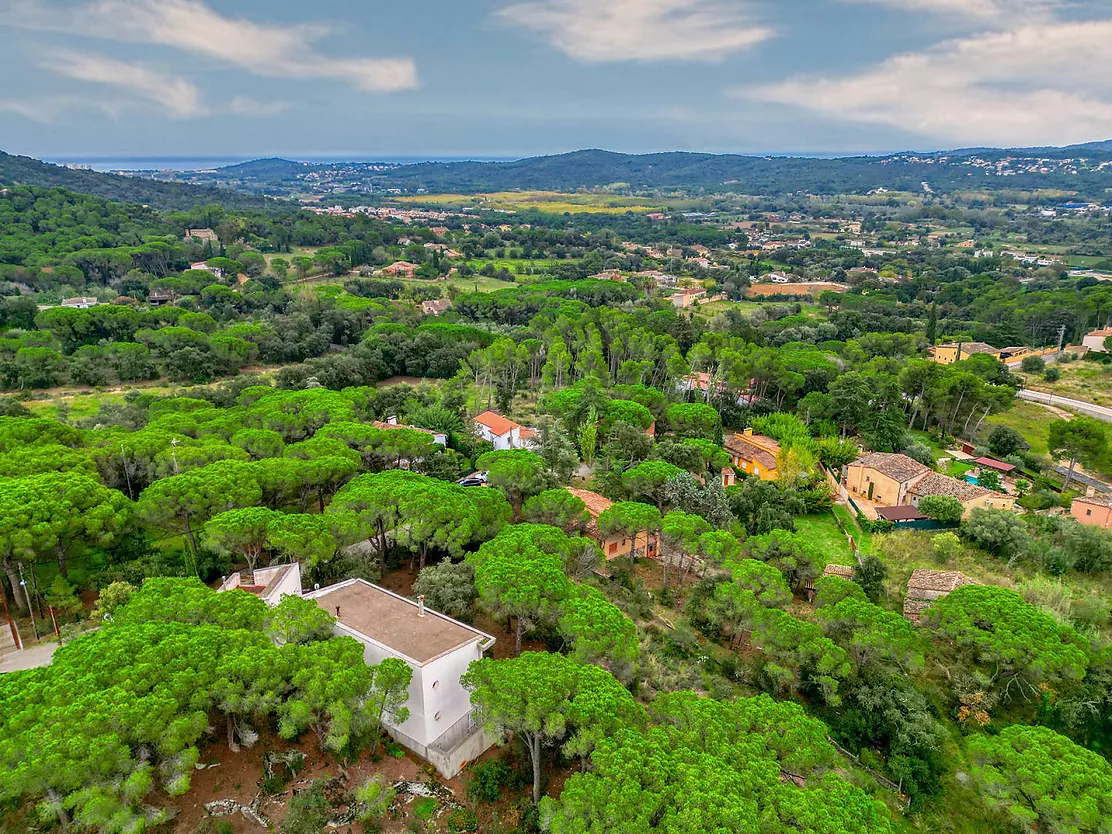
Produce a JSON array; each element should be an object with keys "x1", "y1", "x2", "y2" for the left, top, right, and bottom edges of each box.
[
  {"x1": 18, "y1": 565, "x2": 38, "y2": 642},
  {"x1": 1056, "y1": 324, "x2": 1067, "y2": 354}
]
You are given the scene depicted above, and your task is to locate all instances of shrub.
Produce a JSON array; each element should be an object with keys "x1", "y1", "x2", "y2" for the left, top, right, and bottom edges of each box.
[
  {"x1": 853, "y1": 554, "x2": 887, "y2": 603},
  {"x1": 447, "y1": 808, "x2": 479, "y2": 833},
  {"x1": 918, "y1": 495, "x2": 964, "y2": 524},
  {"x1": 412, "y1": 797, "x2": 437, "y2": 822},
  {"x1": 355, "y1": 774, "x2": 395, "y2": 826},
  {"x1": 467, "y1": 761, "x2": 511, "y2": 804},
  {"x1": 1070, "y1": 592, "x2": 1111, "y2": 630},
  {"x1": 1044, "y1": 367, "x2": 1061, "y2": 382},
  {"x1": 280, "y1": 781, "x2": 332, "y2": 834},
  {"x1": 1021, "y1": 356, "x2": 1046, "y2": 373},
  {"x1": 932, "y1": 531, "x2": 962, "y2": 563}
]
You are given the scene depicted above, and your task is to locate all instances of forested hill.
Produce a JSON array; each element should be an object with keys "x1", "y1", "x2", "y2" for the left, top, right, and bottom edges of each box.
[
  {"x1": 152, "y1": 145, "x2": 1112, "y2": 199},
  {"x1": 0, "y1": 151, "x2": 271, "y2": 210},
  {"x1": 365, "y1": 148, "x2": 1112, "y2": 196}
]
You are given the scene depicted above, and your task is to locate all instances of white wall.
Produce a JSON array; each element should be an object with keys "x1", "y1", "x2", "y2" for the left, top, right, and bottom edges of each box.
[
  {"x1": 344, "y1": 634, "x2": 429, "y2": 746},
  {"x1": 254, "y1": 564, "x2": 302, "y2": 604},
  {"x1": 418, "y1": 643, "x2": 485, "y2": 745}
]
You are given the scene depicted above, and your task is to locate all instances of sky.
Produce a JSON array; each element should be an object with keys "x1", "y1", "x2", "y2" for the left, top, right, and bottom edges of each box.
[{"x1": 2, "y1": 0, "x2": 1112, "y2": 160}]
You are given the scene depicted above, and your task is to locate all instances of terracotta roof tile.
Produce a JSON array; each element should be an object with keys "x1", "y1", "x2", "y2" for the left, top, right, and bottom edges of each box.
[
  {"x1": 725, "y1": 433, "x2": 780, "y2": 470},
  {"x1": 910, "y1": 472, "x2": 996, "y2": 503},
  {"x1": 474, "y1": 411, "x2": 520, "y2": 436},
  {"x1": 853, "y1": 453, "x2": 931, "y2": 484}
]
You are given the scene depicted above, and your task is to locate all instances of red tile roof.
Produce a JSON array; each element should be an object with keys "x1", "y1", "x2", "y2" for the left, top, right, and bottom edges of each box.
[
  {"x1": 975, "y1": 457, "x2": 1015, "y2": 473},
  {"x1": 474, "y1": 411, "x2": 520, "y2": 436}
]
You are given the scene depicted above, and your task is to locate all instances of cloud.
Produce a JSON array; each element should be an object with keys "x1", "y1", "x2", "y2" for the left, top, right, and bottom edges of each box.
[
  {"x1": 742, "y1": 18, "x2": 1112, "y2": 146},
  {"x1": 226, "y1": 97, "x2": 292, "y2": 118},
  {"x1": 6, "y1": 0, "x2": 418, "y2": 92},
  {"x1": 844, "y1": 0, "x2": 1059, "y2": 18},
  {"x1": 51, "y1": 52, "x2": 206, "y2": 118},
  {"x1": 495, "y1": 0, "x2": 772, "y2": 62}
]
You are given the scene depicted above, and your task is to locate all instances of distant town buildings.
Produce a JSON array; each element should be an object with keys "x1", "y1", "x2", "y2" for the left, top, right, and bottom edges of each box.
[
  {"x1": 60, "y1": 296, "x2": 99, "y2": 309},
  {"x1": 380, "y1": 261, "x2": 419, "y2": 278},
  {"x1": 421, "y1": 299, "x2": 452, "y2": 316},
  {"x1": 184, "y1": 228, "x2": 219, "y2": 245}
]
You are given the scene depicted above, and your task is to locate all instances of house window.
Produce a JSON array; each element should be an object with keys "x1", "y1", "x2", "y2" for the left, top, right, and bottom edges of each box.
[
  {"x1": 608, "y1": 542, "x2": 617, "y2": 554},
  {"x1": 1088, "y1": 509, "x2": 1093, "y2": 516}
]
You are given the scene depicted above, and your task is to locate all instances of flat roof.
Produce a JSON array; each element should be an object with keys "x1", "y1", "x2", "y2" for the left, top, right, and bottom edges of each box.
[
  {"x1": 307, "y1": 580, "x2": 493, "y2": 665},
  {"x1": 876, "y1": 505, "x2": 927, "y2": 522}
]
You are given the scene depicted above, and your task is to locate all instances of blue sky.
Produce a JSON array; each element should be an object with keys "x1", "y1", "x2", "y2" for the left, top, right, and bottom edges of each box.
[{"x1": 2, "y1": 0, "x2": 1112, "y2": 159}]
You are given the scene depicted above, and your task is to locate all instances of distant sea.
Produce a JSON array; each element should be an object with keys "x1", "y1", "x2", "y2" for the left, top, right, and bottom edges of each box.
[{"x1": 44, "y1": 155, "x2": 517, "y2": 172}]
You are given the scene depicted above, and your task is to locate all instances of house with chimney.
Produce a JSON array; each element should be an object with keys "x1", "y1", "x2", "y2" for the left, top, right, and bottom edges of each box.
[
  {"x1": 219, "y1": 563, "x2": 496, "y2": 778},
  {"x1": 725, "y1": 429, "x2": 781, "y2": 481},
  {"x1": 473, "y1": 411, "x2": 537, "y2": 451}
]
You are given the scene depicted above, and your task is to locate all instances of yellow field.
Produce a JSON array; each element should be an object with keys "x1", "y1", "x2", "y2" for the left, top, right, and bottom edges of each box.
[{"x1": 394, "y1": 191, "x2": 667, "y2": 214}]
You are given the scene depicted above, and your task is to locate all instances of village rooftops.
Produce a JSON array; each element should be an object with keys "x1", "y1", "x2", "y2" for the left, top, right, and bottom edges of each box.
[
  {"x1": 306, "y1": 579, "x2": 494, "y2": 665},
  {"x1": 565, "y1": 487, "x2": 613, "y2": 537},
  {"x1": 939, "y1": 341, "x2": 999, "y2": 355},
  {"x1": 853, "y1": 452, "x2": 931, "y2": 484},
  {"x1": 566, "y1": 487, "x2": 613, "y2": 519},
  {"x1": 903, "y1": 569, "x2": 979, "y2": 624},
  {"x1": 823, "y1": 564, "x2": 856, "y2": 579}
]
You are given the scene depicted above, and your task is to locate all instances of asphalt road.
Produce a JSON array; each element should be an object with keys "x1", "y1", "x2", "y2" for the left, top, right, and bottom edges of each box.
[{"x1": 1017, "y1": 389, "x2": 1112, "y2": 423}]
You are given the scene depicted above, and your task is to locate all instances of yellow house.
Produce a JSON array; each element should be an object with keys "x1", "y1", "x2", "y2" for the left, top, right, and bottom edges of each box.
[
  {"x1": 725, "y1": 429, "x2": 781, "y2": 481},
  {"x1": 845, "y1": 453, "x2": 931, "y2": 506},
  {"x1": 930, "y1": 342, "x2": 1001, "y2": 365},
  {"x1": 908, "y1": 473, "x2": 1016, "y2": 517},
  {"x1": 846, "y1": 452, "x2": 1015, "y2": 518}
]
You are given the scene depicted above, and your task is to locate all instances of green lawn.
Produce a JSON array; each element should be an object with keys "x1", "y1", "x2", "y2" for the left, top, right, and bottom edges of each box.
[{"x1": 796, "y1": 512, "x2": 860, "y2": 564}]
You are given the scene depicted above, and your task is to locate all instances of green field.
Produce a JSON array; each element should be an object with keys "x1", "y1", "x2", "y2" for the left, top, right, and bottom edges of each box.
[{"x1": 981, "y1": 401, "x2": 1053, "y2": 455}]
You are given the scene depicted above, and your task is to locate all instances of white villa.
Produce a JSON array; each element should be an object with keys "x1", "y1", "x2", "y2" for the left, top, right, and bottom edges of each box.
[
  {"x1": 473, "y1": 410, "x2": 538, "y2": 451},
  {"x1": 219, "y1": 564, "x2": 496, "y2": 778}
]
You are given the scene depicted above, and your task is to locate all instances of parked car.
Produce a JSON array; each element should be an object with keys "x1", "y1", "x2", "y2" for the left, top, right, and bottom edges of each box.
[{"x1": 457, "y1": 471, "x2": 488, "y2": 487}]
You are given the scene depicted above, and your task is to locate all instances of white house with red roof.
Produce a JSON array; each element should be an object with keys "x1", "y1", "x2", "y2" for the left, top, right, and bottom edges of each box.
[{"x1": 473, "y1": 411, "x2": 538, "y2": 451}]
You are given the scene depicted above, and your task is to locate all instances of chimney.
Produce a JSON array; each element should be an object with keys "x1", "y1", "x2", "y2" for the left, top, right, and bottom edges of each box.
[
  {"x1": 744, "y1": 427, "x2": 754, "y2": 437},
  {"x1": 418, "y1": 595, "x2": 426, "y2": 617},
  {"x1": 387, "y1": 415, "x2": 399, "y2": 426}
]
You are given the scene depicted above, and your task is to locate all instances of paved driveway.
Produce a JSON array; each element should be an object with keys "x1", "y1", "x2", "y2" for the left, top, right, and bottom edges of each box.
[{"x1": 0, "y1": 642, "x2": 57, "y2": 673}]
